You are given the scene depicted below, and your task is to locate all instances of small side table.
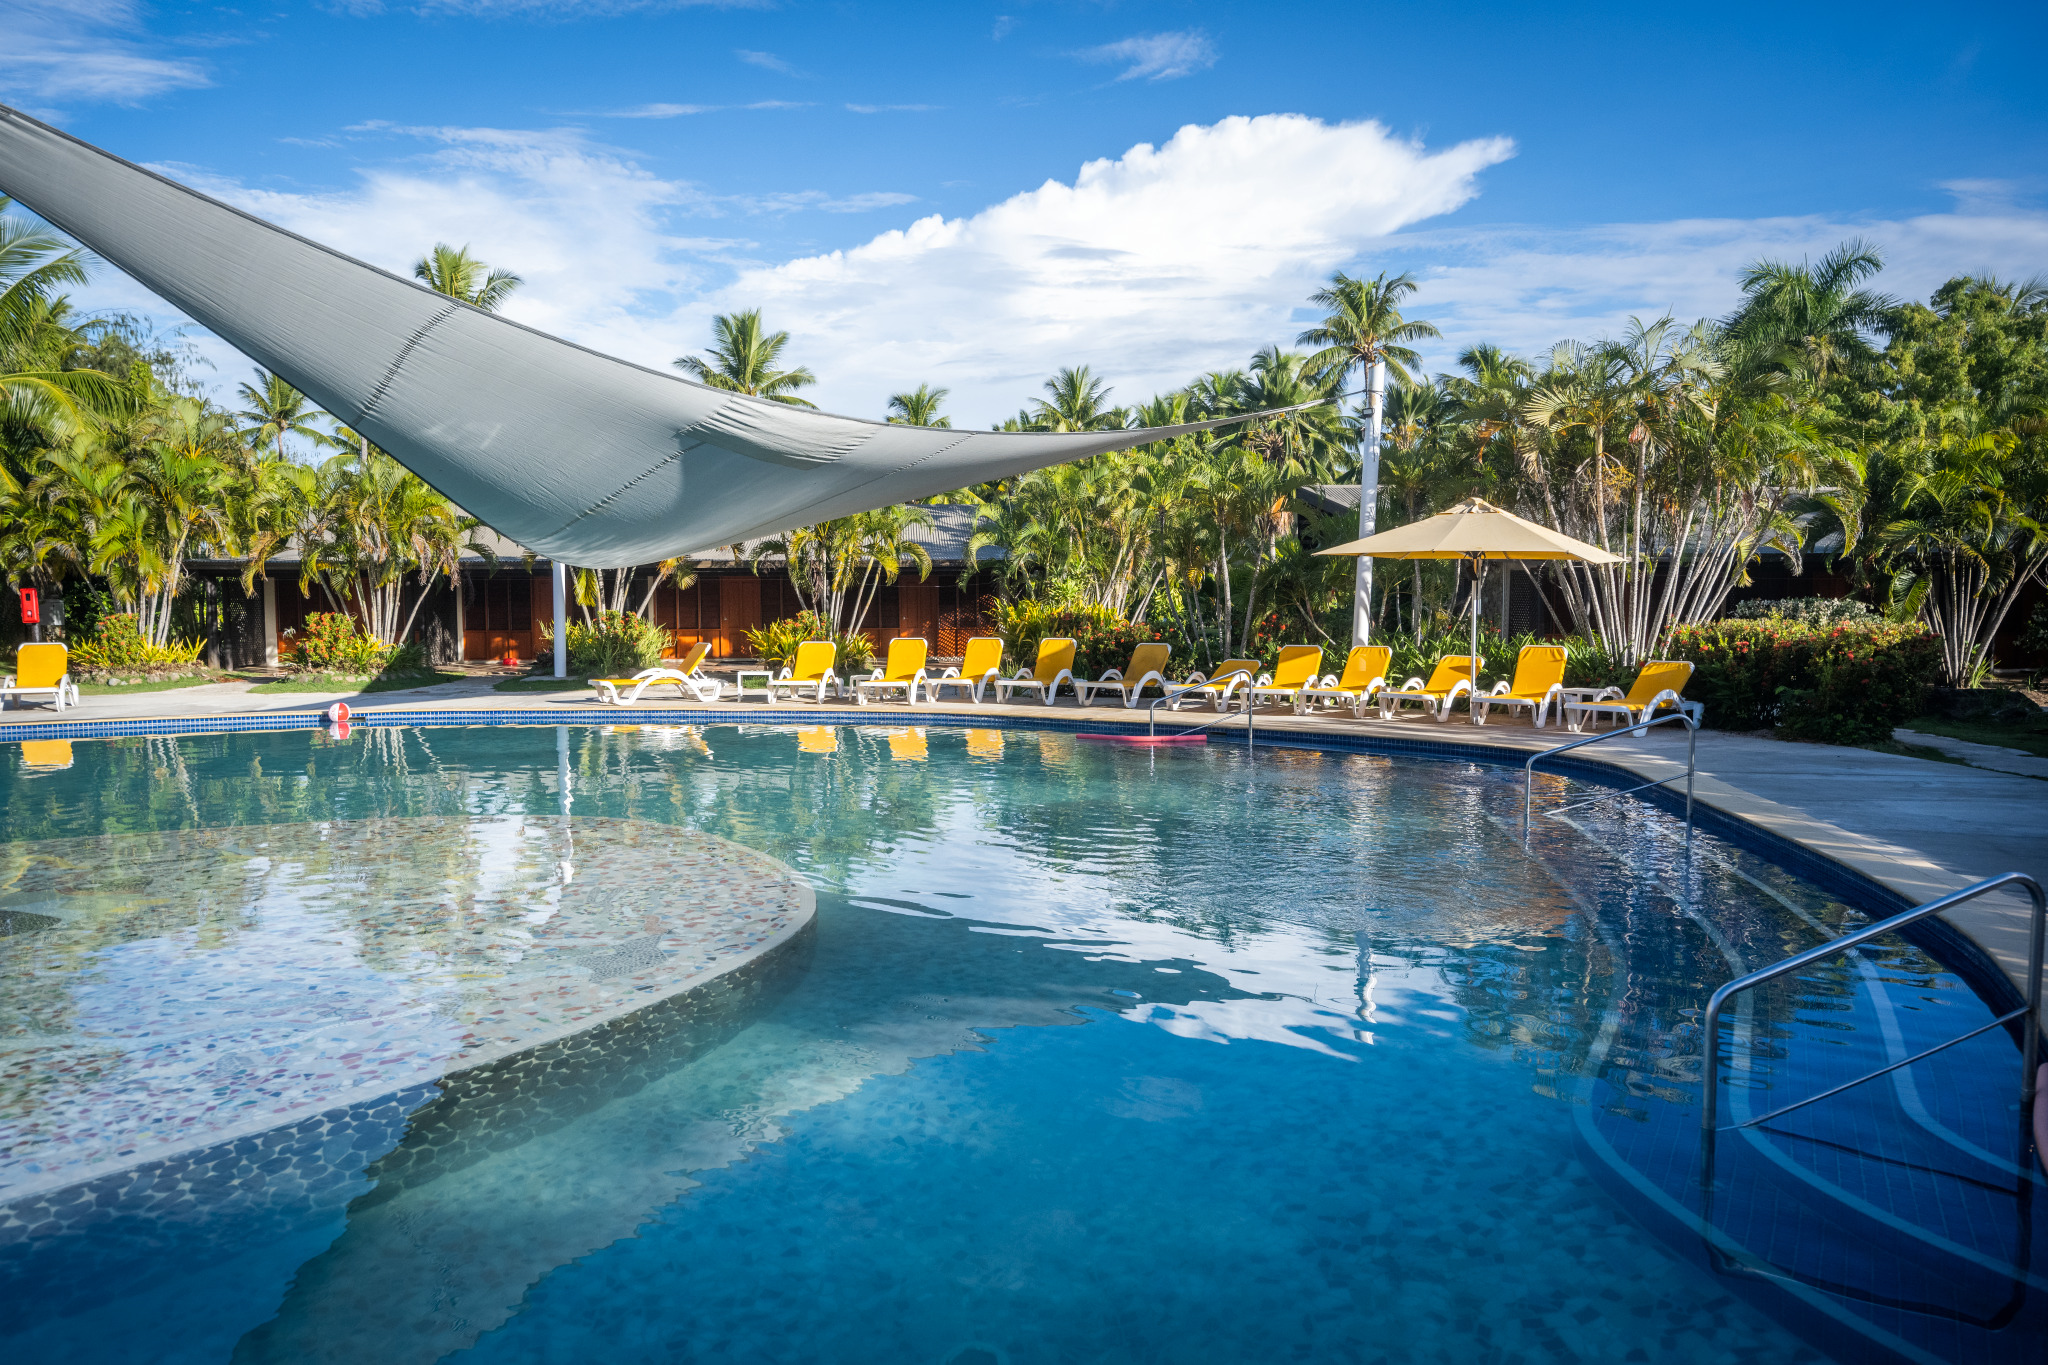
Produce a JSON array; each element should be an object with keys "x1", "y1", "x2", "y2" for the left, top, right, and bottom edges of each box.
[{"x1": 735, "y1": 669, "x2": 777, "y2": 701}]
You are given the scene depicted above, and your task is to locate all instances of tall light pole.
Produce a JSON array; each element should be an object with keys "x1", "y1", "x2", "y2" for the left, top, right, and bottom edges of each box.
[
  {"x1": 1351, "y1": 359, "x2": 1387, "y2": 647},
  {"x1": 552, "y1": 560, "x2": 567, "y2": 678}
]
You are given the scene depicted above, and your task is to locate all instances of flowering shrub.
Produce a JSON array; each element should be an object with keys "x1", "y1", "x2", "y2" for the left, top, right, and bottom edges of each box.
[
  {"x1": 1668, "y1": 619, "x2": 1941, "y2": 741},
  {"x1": 1725, "y1": 596, "x2": 1876, "y2": 626},
  {"x1": 995, "y1": 600, "x2": 1172, "y2": 686},
  {"x1": 69, "y1": 613, "x2": 206, "y2": 671},
  {"x1": 281, "y1": 613, "x2": 391, "y2": 674},
  {"x1": 541, "y1": 610, "x2": 670, "y2": 677}
]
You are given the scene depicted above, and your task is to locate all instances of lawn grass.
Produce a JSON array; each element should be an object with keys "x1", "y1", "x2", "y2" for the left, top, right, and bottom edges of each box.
[
  {"x1": 1899, "y1": 713, "x2": 2048, "y2": 759},
  {"x1": 75, "y1": 675, "x2": 228, "y2": 696},
  {"x1": 492, "y1": 676, "x2": 591, "y2": 693},
  {"x1": 1857, "y1": 738, "x2": 1972, "y2": 766},
  {"x1": 245, "y1": 670, "x2": 468, "y2": 695}
]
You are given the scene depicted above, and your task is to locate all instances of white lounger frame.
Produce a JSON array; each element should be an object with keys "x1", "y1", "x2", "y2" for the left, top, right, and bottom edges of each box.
[
  {"x1": 1166, "y1": 667, "x2": 1258, "y2": 712},
  {"x1": 927, "y1": 665, "x2": 1002, "y2": 704},
  {"x1": 993, "y1": 666, "x2": 1075, "y2": 705},
  {"x1": 0, "y1": 672, "x2": 79, "y2": 712},
  {"x1": 1293, "y1": 673, "x2": 1388, "y2": 719},
  {"x1": 854, "y1": 667, "x2": 932, "y2": 706},
  {"x1": 1077, "y1": 666, "x2": 1172, "y2": 708},
  {"x1": 1377, "y1": 674, "x2": 1474, "y2": 721},
  {"x1": 592, "y1": 667, "x2": 722, "y2": 705},
  {"x1": 1471, "y1": 681, "x2": 1565, "y2": 728},
  {"x1": 766, "y1": 666, "x2": 843, "y2": 702},
  {"x1": 1564, "y1": 689, "x2": 1699, "y2": 734}
]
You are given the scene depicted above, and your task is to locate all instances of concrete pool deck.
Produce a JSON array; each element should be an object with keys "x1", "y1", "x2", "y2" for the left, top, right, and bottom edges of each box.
[{"x1": 5, "y1": 679, "x2": 2043, "y2": 1009}]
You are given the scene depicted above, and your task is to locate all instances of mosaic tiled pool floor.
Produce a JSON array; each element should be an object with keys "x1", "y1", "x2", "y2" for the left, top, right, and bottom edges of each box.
[{"x1": 0, "y1": 815, "x2": 811, "y2": 1199}]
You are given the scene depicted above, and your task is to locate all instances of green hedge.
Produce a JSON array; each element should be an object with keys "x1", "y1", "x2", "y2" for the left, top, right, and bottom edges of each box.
[{"x1": 1667, "y1": 619, "x2": 1942, "y2": 743}]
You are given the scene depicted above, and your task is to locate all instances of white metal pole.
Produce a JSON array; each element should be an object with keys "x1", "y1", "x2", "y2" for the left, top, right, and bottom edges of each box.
[
  {"x1": 551, "y1": 560, "x2": 567, "y2": 678},
  {"x1": 1470, "y1": 557, "x2": 1482, "y2": 725},
  {"x1": 1351, "y1": 360, "x2": 1387, "y2": 648}
]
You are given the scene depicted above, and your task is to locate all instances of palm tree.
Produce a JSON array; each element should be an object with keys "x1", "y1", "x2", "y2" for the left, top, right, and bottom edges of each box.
[
  {"x1": 234, "y1": 369, "x2": 328, "y2": 463},
  {"x1": 1, "y1": 202, "x2": 123, "y2": 439},
  {"x1": 675, "y1": 309, "x2": 817, "y2": 406},
  {"x1": 1027, "y1": 365, "x2": 1122, "y2": 432},
  {"x1": 411, "y1": 243, "x2": 522, "y2": 312},
  {"x1": 1297, "y1": 270, "x2": 1441, "y2": 388},
  {"x1": 886, "y1": 383, "x2": 952, "y2": 427},
  {"x1": 1724, "y1": 238, "x2": 1892, "y2": 386}
]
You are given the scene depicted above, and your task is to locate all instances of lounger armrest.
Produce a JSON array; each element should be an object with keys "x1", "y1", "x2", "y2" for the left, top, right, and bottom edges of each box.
[
  {"x1": 1488, "y1": 681, "x2": 1510, "y2": 695},
  {"x1": 1099, "y1": 668, "x2": 1124, "y2": 682},
  {"x1": 1643, "y1": 688, "x2": 1686, "y2": 717},
  {"x1": 1400, "y1": 676, "x2": 1424, "y2": 690},
  {"x1": 938, "y1": 666, "x2": 961, "y2": 679}
]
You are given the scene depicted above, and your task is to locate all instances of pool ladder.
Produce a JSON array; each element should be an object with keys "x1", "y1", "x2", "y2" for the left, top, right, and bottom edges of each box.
[
  {"x1": 1699, "y1": 870, "x2": 2046, "y2": 1185},
  {"x1": 1522, "y1": 711, "x2": 1697, "y2": 837},
  {"x1": 1144, "y1": 670, "x2": 1257, "y2": 749}
]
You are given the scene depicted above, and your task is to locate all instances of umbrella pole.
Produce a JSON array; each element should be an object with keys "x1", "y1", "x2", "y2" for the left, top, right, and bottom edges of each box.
[{"x1": 1469, "y1": 555, "x2": 1481, "y2": 725}]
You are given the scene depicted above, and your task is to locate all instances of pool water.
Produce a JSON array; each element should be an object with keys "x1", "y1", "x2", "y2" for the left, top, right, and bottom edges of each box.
[{"x1": 0, "y1": 723, "x2": 2035, "y2": 1364}]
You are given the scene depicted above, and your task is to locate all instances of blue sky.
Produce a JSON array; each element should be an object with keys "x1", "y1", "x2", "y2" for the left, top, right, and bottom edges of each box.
[{"x1": 5, "y1": 0, "x2": 2045, "y2": 424}]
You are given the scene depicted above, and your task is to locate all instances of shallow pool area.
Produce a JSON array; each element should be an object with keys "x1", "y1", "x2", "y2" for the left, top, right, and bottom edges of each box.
[{"x1": 0, "y1": 723, "x2": 2039, "y2": 1364}]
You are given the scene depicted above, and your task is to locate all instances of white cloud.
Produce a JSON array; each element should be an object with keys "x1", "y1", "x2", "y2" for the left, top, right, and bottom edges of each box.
[
  {"x1": 606, "y1": 102, "x2": 717, "y2": 118},
  {"x1": 735, "y1": 48, "x2": 799, "y2": 75},
  {"x1": 1079, "y1": 30, "x2": 1218, "y2": 82},
  {"x1": 335, "y1": 0, "x2": 769, "y2": 13},
  {"x1": 0, "y1": 0, "x2": 209, "y2": 104},
  {"x1": 596, "y1": 99, "x2": 808, "y2": 117},
  {"x1": 702, "y1": 114, "x2": 1513, "y2": 419},
  {"x1": 1376, "y1": 200, "x2": 2048, "y2": 377}
]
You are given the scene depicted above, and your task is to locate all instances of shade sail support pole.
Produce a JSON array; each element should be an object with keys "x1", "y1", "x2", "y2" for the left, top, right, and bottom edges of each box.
[
  {"x1": 552, "y1": 561, "x2": 568, "y2": 679},
  {"x1": 1351, "y1": 360, "x2": 1386, "y2": 648}
]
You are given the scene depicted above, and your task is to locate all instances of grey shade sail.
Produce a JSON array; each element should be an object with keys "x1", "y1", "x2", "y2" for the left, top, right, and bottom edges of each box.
[{"x1": 0, "y1": 104, "x2": 1290, "y2": 568}]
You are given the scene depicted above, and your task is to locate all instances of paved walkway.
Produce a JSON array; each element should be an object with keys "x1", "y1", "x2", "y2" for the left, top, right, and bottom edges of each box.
[
  {"x1": 5, "y1": 679, "x2": 2044, "y2": 1006},
  {"x1": 1895, "y1": 725, "x2": 2048, "y2": 780}
]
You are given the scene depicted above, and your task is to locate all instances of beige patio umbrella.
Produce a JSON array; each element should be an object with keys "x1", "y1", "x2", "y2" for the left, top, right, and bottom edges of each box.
[{"x1": 1317, "y1": 497, "x2": 1623, "y2": 724}]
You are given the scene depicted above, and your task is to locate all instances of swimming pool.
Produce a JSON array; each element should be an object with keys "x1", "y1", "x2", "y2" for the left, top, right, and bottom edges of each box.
[{"x1": 1, "y1": 722, "x2": 2039, "y2": 1364}]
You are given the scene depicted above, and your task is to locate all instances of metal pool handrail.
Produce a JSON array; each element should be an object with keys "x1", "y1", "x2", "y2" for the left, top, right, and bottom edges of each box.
[
  {"x1": 1522, "y1": 711, "x2": 1696, "y2": 836},
  {"x1": 1145, "y1": 670, "x2": 1255, "y2": 750},
  {"x1": 1699, "y1": 871, "x2": 2046, "y2": 1185}
]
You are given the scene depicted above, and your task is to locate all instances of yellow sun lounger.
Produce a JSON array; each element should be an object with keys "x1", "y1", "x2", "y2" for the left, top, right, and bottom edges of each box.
[
  {"x1": 929, "y1": 636, "x2": 1004, "y2": 705},
  {"x1": 1168, "y1": 658, "x2": 1263, "y2": 712},
  {"x1": 965, "y1": 728, "x2": 1004, "y2": 759},
  {"x1": 994, "y1": 637, "x2": 1077, "y2": 705},
  {"x1": 1246, "y1": 645, "x2": 1324, "y2": 710},
  {"x1": 1077, "y1": 642, "x2": 1173, "y2": 708},
  {"x1": 1377, "y1": 655, "x2": 1478, "y2": 721},
  {"x1": 796, "y1": 726, "x2": 838, "y2": 754},
  {"x1": 886, "y1": 728, "x2": 928, "y2": 761},
  {"x1": 766, "y1": 641, "x2": 843, "y2": 702},
  {"x1": 1472, "y1": 644, "x2": 1569, "y2": 728},
  {"x1": 1564, "y1": 660, "x2": 1697, "y2": 733},
  {"x1": 2, "y1": 643, "x2": 79, "y2": 712},
  {"x1": 1294, "y1": 645, "x2": 1392, "y2": 718},
  {"x1": 855, "y1": 637, "x2": 931, "y2": 705},
  {"x1": 591, "y1": 641, "x2": 719, "y2": 704}
]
